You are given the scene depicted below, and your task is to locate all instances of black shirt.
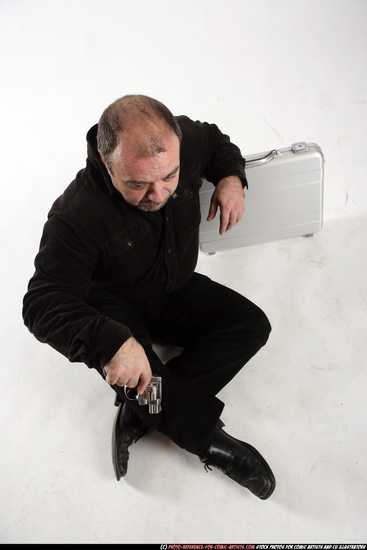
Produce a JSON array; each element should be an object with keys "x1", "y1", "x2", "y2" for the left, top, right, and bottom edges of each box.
[{"x1": 23, "y1": 115, "x2": 247, "y2": 369}]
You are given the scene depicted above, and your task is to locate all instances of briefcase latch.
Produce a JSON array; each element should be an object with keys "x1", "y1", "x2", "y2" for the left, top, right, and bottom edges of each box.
[{"x1": 292, "y1": 142, "x2": 309, "y2": 153}]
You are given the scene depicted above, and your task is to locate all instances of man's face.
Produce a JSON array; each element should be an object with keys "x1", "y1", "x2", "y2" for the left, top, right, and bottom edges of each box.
[{"x1": 103, "y1": 131, "x2": 180, "y2": 212}]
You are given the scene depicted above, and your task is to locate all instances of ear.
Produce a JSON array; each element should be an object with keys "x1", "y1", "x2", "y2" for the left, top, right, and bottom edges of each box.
[{"x1": 98, "y1": 149, "x2": 113, "y2": 177}]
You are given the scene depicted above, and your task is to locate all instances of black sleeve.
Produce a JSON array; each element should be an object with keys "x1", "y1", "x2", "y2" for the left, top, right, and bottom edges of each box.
[
  {"x1": 177, "y1": 115, "x2": 248, "y2": 188},
  {"x1": 22, "y1": 214, "x2": 132, "y2": 370}
]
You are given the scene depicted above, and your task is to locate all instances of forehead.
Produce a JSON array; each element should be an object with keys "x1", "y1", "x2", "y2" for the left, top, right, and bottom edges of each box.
[{"x1": 111, "y1": 131, "x2": 180, "y2": 177}]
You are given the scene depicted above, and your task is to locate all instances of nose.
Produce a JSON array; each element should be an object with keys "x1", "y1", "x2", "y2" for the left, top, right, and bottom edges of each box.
[{"x1": 146, "y1": 182, "x2": 165, "y2": 203}]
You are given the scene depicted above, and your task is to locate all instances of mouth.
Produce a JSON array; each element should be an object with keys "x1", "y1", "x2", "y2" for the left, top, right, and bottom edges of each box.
[{"x1": 137, "y1": 195, "x2": 170, "y2": 212}]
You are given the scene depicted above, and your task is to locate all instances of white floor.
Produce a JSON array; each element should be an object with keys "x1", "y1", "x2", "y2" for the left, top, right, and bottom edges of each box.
[{"x1": 1, "y1": 0, "x2": 366, "y2": 544}]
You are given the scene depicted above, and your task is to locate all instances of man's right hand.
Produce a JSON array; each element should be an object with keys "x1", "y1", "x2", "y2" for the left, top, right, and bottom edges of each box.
[{"x1": 103, "y1": 336, "x2": 152, "y2": 394}]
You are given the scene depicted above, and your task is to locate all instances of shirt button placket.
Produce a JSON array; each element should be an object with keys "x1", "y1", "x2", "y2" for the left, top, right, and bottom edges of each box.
[{"x1": 165, "y1": 211, "x2": 173, "y2": 290}]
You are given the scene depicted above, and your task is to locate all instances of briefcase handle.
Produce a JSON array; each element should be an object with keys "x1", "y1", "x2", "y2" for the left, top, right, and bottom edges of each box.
[
  {"x1": 246, "y1": 142, "x2": 310, "y2": 168},
  {"x1": 246, "y1": 149, "x2": 282, "y2": 168}
]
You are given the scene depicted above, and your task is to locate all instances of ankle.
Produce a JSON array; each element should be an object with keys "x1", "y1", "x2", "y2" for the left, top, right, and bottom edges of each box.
[{"x1": 185, "y1": 435, "x2": 211, "y2": 458}]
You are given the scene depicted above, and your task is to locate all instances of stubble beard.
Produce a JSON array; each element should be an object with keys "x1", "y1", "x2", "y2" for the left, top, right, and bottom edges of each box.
[{"x1": 137, "y1": 195, "x2": 170, "y2": 212}]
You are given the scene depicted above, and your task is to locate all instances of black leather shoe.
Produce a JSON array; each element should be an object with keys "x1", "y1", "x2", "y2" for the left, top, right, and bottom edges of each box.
[
  {"x1": 112, "y1": 403, "x2": 148, "y2": 480},
  {"x1": 200, "y1": 425, "x2": 276, "y2": 499}
]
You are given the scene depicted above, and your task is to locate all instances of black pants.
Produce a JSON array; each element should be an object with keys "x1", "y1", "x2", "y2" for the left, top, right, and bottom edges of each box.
[{"x1": 90, "y1": 273, "x2": 271, "y2": 451}]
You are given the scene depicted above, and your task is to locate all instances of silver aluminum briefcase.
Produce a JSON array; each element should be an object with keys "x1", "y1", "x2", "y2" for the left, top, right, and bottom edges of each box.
[{"x1": 199, "y1": 142, "x2": 324, "y2": 254}]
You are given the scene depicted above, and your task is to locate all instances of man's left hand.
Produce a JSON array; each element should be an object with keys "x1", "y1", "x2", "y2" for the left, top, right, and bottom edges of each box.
[{"x1": 207, "y1": 176, "x2": 245, "y2": 235}]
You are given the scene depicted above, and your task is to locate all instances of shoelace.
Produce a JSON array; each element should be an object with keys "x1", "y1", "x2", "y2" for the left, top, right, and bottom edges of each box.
[{"x1": 202, "y1": 451, "x2": 231, "y2": 473}]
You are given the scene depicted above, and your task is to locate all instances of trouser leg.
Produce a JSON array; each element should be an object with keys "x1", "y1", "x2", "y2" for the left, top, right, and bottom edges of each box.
[
  {"x1": 150, "y1": 273, "x2": 272, "y2": 396},
  {"x1": 88, "y1": 291, "x2": 224, "y2": 451},
  {"x1": 89, "y1": 273, "x2": 270, "y2": 451},
  {"x1": 112, "y1": 345, "x2": 224, "y2": 451}
]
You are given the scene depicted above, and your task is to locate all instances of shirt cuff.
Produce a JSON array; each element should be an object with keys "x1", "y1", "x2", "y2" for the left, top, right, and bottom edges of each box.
[{"x1": 92, "y1": 318, "x2": 133, "y2": 368}]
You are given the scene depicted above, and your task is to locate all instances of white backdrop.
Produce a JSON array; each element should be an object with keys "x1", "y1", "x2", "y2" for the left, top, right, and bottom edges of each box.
[{"x1": 1, "y1": 0, "x2": 366, "y2": 544}]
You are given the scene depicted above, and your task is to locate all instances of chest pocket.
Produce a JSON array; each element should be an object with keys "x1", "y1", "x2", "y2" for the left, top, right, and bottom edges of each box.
[
  {"x1": 106, "y1": 220, "x2": 150, "y2": 256},
  {"x1": 172, "y1": 176, "x2": 202, "y2": 231},
  {"x1": 104, "y1": 220, "x2": 153, "y2": 283}
]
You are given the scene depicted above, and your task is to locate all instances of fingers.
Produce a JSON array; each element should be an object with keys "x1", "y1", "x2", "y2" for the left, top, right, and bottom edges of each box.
[
  {"x1": 219, "y1": 209, "x2": 230, "y2": 235},
  {"x1": 208, "y1": 197, "x2": 232, "y2": 235},
  {"x1": 207, "y1": 198, "x2": 218, "y2": 222},
  {"x1": 105, "y1": 364, "x2": 151, "y2": 390},
  {"x1": 105, "y1": 370, "x2": 149, "y2": 390},
  {"x1": 105, "y1": 367, "x2": 136, "y2": 387},
  {"x1": 207, "y1": 192, "x2": 245, "y2": 234},
  {"x1": 103, "y1": 337, "x2": 152, "y2": 391},
  {"x1": 105, "y1": 369, "x2": 120, "y2": 386},
  {"x1": 219, "y1": 208, "x2": 243, "y2": 235},
  {"x1": 137, "y1": 368, "x2": 152, "y2": 395}
]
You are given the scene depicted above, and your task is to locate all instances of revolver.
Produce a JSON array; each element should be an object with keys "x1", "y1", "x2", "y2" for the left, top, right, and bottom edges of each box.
[{"x1": 124, "y1": 375, "x2": 162, "y2": 414}]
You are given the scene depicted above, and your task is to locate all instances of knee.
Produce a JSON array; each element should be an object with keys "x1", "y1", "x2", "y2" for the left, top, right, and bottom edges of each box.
[
  {"x1": 235, "y1": 305, "x2": 271, "y2": 350},
  {"x1": 255, "y1": 310, "x2": 272, "y2": 348}
]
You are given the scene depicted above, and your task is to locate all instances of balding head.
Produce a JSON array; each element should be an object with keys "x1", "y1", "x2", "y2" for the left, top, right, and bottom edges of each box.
[{"x1": 97, "y1": 95, "x2": 182, "y2": 174}]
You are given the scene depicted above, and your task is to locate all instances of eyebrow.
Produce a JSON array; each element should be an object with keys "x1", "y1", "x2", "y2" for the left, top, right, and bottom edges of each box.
[{"x1": 126, "y1": 165, "x2": 180, "y2": 186}]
